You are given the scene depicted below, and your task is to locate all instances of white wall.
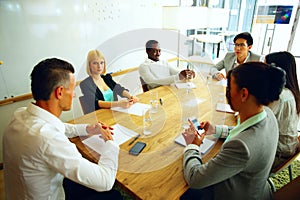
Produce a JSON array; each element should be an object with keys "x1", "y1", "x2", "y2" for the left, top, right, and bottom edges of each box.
[
  {"x1": 0, "y1": 0, "x2": 182, "y2": 100},
  {"x1": 0, "y1": 0, "x2": 182, "y2": 163}
]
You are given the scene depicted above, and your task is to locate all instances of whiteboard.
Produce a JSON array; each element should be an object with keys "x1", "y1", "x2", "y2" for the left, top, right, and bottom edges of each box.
[{"x1": 0, "y1": 0, "x2": 180, "y2": 100}]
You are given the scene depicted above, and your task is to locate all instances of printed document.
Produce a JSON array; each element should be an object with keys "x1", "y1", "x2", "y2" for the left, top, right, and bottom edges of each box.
[
  {"x1": 111, "y1": 102, "x2": 151, "y2": 116},
  {"x1": 82, "y1": 124, "x2": 139, "y2": 154}
]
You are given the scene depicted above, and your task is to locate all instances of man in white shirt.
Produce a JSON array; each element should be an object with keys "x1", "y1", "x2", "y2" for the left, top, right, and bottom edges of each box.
[
  {"x1": 3, "y1": 58, "x2": 122, "y2": 199},
  {"x1": 139, "y1": 40, "x2": 195, "y2": 90}
]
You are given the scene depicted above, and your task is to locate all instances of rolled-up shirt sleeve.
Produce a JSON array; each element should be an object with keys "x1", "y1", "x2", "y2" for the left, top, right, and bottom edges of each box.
[
  {"x1": 44, "y1": 132, "x2": 119, "y2": 192},
  {"x1": 64, "y1": 123, "x2": 89, "y2": 138},
  {"x1": 139, "y1": 61, "x2": 180, "y2": 86}
]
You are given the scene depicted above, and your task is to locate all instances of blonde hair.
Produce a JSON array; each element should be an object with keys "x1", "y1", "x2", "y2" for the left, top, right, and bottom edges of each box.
[{"x1": 86, "y1": 49, "x2": 106, "y2": 76}]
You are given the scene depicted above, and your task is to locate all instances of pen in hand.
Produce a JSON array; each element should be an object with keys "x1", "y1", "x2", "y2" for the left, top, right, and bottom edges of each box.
[{"x1": 129, "y1": 134, "x2": 140, "y2": 145}]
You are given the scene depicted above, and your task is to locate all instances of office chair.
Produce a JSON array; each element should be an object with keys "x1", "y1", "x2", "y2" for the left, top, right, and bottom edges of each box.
[
  {"x1": 273, "y1": 175, "x2": 300, "y2": 200},
  {"x1": 139, "y1": 76, "x2": 149, "y2": 92},
  {"x1": 79, "y1": 96, "x2": 95, "y2": 115},
  {"x1": 268, "y1": 135, "x2": 300, "y2": 192}
]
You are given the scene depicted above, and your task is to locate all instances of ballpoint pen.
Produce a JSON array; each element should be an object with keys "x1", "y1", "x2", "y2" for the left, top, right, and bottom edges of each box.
[
  {"x1": 159, "y1": 98, "x2": 163, "y2": 106},
  {"x1": 128, "y1": 134, "x2": 140, "y2": 145}
]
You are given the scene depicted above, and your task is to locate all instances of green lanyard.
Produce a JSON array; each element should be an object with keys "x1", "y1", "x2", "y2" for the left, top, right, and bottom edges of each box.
[{"x1": 225, "y1": 109, "x2": 267, "y2": 142}]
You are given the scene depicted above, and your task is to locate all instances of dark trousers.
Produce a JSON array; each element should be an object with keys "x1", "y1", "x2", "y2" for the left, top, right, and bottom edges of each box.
[
  {"x1": 180, "y1": 187, "x2": 214, "y2": 200},
  {"x1": 63, "y1": 178, "x2": 123, "y2": 200}
]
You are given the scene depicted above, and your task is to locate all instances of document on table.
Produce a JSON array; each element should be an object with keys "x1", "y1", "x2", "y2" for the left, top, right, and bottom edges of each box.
[
  {"x1": 216, "y1": 79, "x2": 227, "y2": 86},
  {"x1": 175, "y1": 82, "x2": 196, "y2": 89},
  {"x1": 216, "y1": 103, "x2": 235, "y2": 113},
  {"x1": 111, "y1": 102, "x2": 151, "y2": 116},
  {"x1": 82, "y1": 124, "x2": 139, "y2": 153},
  {"x1": 174, "y1": 131, "x2": 216, "y2": 155},
  {"x1": 183, "y1": 98, "x2": 206, "y2": 106}
]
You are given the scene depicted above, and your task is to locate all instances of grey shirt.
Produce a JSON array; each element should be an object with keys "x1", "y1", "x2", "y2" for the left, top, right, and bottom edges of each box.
[{"x1": 183, "y1": 107, "x2": 278, "y2": 200}]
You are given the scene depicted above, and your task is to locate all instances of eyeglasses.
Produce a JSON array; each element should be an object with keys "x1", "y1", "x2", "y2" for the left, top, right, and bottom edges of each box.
[{"x1": 233, "y1": 43, "x2": 247, "y2": 48}]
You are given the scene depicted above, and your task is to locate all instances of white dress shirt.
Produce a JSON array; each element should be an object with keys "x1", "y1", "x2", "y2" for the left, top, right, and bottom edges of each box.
[
  {"x1": 3, "y1": 103, "x2": 119, "y2": 200},
  {"x1": 138, "y1": 58, "x2": 180, "y2": 89}
]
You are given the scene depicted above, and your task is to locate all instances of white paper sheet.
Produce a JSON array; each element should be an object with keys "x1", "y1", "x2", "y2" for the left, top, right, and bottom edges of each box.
[
  {"x1": 216, "y1": 103, "x2": 235, "y2": 113},
  {"x1": 174, "y1": 132, "x2": 215, "y2": 155},
  {"x1": 183, "y1": 98, "x2": 206, "y2": 106},
  {"x1": 110, "y1": 102, "x2": 151, "y2": 116},
  {"x1": 216, "y1": 79, "x2": 227, "y2": 86},
  {"x1": 82, "y1": 135, "x2": 106, "y2": 154},
  {"x1": 175, "y1": 82, "x2": 196, "y2": 89},
  {"x1": 82, "y1": 124, "x2": 139, "y2": 153},
  {"x1": 110, "y1": 124, "x2": 139, "y2": 144}
]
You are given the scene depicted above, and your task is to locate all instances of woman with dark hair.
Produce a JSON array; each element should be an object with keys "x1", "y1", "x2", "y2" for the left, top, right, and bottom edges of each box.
[
  {"x1": 265, "y1": 51, "x2": 300, "y2": 169},
  {"x1": 181, "y1": 62, "x2": 286, "y2": 200}
]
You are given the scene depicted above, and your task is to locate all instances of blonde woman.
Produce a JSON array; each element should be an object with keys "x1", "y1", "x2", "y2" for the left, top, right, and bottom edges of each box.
[{"x1": 80, "y1": 50, "x2": 138, "y2": 114}]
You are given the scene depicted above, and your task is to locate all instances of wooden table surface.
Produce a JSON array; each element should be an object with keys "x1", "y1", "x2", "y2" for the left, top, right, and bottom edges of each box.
[{"x1": 69, "y1": 73, "x2": 236, "y2": 200}]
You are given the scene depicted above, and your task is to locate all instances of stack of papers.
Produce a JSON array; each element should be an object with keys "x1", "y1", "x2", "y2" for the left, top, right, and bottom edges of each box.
[
  {"x1": 111, "y1": 102, "x2": 151, "y2": 116},
  {"x1": 174, "y1": 132, "x2": 215, "y2": 155},
  {"x1": 82, "y1": 124, "x2": 139, "y2": 154}
]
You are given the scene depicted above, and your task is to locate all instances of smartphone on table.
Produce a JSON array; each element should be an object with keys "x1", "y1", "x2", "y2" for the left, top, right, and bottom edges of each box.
[{"x1": 129, "y1": 142, "x2": 146, "y2": 156}]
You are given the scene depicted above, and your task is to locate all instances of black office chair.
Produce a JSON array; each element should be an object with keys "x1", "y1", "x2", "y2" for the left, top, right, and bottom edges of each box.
[{"x1": 139, "y1": 76, "x2": 149, "y2": 92}]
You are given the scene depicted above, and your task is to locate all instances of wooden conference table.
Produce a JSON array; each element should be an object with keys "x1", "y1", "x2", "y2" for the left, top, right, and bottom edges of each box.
[{"x1": 69, "y1": 74, "x2": 236, "y2": 200}]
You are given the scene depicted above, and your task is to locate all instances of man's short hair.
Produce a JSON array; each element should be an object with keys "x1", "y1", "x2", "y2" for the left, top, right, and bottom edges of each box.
[
  {"x1": 233, "y1": 32, "x2": 253, "y2": 46},
  {"x1": 145, "y1": 40, "x2": 159, "y2": 51},
  {"x1": 30, "y1": 58, "x2": 75, "y2": 101}
]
